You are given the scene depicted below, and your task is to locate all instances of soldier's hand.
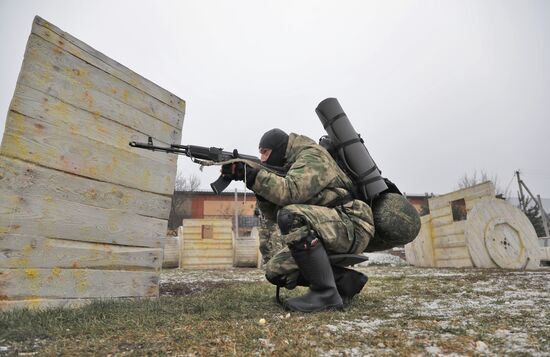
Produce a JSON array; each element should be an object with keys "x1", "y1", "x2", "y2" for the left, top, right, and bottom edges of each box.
[{"x1": 221, "y1": 162, "x2": 245, "y2": 180}]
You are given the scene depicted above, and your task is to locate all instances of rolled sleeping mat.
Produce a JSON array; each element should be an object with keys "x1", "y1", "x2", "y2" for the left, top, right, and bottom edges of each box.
[{"x1": 315, "y1": 97, "x2": 388, "y2": 200}]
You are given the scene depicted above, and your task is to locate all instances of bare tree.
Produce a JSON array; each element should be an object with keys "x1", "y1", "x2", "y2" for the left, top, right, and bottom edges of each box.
[
  {"x1": 168, "y1": 172, "x2": 201, "y2": 231},
  {"x1": 174, "y1": 171, "x2": 201, "y2": 192},
  {"x1": 457, "y1": 170, "x2": 509, "y2": 198}
]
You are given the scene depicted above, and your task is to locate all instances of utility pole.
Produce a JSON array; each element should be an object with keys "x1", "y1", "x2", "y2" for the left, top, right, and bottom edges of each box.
[
  {"x1": 516, "y1": 170, "x2": 550, "y2": 240},
  {"x1": 516, "y1": 170, "x2": 526, "y2": 212}
]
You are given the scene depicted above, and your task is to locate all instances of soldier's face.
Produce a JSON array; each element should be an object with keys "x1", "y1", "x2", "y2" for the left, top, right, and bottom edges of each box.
[{"x1": 259, "y1": 148, "x2": 272, "y2": 163}]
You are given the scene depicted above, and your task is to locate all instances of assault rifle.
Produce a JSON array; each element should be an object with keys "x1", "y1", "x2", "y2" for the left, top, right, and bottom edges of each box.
[{"x1": 129, "y1": 137, "x2": 286, "y2": 194}]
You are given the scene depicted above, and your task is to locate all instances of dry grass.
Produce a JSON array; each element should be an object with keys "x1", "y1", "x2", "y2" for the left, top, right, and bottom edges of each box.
[{"x1": 1, "y1": 265, "x2": 549, "y2": 356}]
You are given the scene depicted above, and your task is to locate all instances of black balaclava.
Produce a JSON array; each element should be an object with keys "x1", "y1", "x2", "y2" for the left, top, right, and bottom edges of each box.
[{"x1": 259, "y1": 128, "x2": 289, "y2": 167}]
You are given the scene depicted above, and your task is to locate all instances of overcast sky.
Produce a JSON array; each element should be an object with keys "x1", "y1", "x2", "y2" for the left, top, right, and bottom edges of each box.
[{"x1": 1, "y1": 0, "x2": 549, "y2": 198}]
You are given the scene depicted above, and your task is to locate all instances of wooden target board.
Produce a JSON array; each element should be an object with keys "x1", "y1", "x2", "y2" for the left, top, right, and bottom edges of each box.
[{"x1": 465, "y1": 199, "x2": 541, "y2": 269}]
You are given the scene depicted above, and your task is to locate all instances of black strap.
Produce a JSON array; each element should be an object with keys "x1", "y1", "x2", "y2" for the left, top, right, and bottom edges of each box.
[
  {"x1": 361, "y1": 175, "x2": 384, "y2": 186},
  {"x1": 357, "y1": 166, "x2": 379, "y2": 181},
  {"x1": 333, "y1": 137, "x2": 364, "y2": 151},
  {"x1": 322, "y1": 113, "x2": 347, "y2": 129},
  {"x1": 275, "y1": 286, "x2": 283, "y2": 306}
]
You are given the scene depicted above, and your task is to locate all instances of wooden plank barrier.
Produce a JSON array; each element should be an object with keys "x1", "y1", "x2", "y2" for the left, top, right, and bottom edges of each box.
[
  {"x1": 179, "y1": 219, "x2": 234, "y2": 269},
  {"x1": 405, "y1": 182, "x2": 545, "y2": 269},
  {"x1": 0, "y1": 16, "x2": 184, "y2": 310}
]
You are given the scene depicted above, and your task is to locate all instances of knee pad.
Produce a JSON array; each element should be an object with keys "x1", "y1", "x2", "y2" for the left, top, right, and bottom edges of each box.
[{"x1": 277, "y1": 208, "x2": 305, "y2": 235}]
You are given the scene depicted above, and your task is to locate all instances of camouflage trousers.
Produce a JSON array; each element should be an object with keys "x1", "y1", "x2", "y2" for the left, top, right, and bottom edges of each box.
[{"x1": 259, "y1": 199, "x2": 374, "y2": 289}]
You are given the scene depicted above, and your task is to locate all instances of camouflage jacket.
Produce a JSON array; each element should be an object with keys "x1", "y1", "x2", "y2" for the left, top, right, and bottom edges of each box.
[{"x1": 252, "y1": 133, "x2": 355, "y2": 208}]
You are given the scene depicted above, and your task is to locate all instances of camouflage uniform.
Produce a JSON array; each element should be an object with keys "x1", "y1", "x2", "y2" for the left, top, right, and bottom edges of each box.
[{"x1": 252, "y1": 133, "x2": 375, "y2": 289}]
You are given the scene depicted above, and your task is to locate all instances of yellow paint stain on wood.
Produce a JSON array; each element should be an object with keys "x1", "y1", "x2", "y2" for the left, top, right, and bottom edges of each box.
[
  {"x1": 72, "y1": 270, "x2": 89, "y2": 294},
  {"x1": 50, "y1": 267, "x2": 62, "y2": 279},
  {"x1": 25, "y1": 269, "x2": 39, "y2": 280}
]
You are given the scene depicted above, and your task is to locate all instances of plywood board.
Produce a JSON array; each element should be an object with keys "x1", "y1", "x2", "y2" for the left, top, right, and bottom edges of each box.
[
  {"x1": 428, "y1": 182, "x2": 495, "y2": 211},
  {"x1": 465, "y1": 199, "x2": 541, "y2": 269},
  {"x1": 162, "y1": 236, "x2": 180, "y2": 268},
  {"x1": 0, "y1": 269, "x2": 159, "y2": 300},
  {"x1": 2, "y1": 111, "x2": 175, "y2": 195},
  {"x1": 1, "y1": 234, "x2": 162, "y2": 270},
  {"x1": 32, "y1": 17, "x2": 185, "y2": 114},
  {"x1": 0, "y1": 188, "x2": 165, "y2": 248},
  {"x1": 179, "y1": 219, "x2": 234, "y2": 269},
  {"x1": 404, "y1": 215, "x2": 435, "y2": 267},
  {"x1": 0, "y1": 156, "x2": 171, "y2": 220},
  {"x1": 0, "y1": 16, "x2": 184, "y2": 309}
]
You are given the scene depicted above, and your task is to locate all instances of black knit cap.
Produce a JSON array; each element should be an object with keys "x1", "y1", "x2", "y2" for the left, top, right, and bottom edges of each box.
[{"x1": 259, "y1": 128, "x2": 289, "y2": 166}]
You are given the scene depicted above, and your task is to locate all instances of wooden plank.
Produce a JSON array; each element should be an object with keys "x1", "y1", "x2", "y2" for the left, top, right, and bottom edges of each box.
[
  {"x1": 435, "y1": 257, "x2": 473, "y2": 268},
  {"x1": 0, "y1": 156, "x2": 171, "y2": 220},
  {"x1": 404, "y1": 215, "x2": 435, "y2": 267},
  {"x1": 33, "y1": 16, "x2": 186, "y2": 113},
  {"x1": 432, "y1": 221, "x2": 466, "y2": 238},
  {"x1": 0, "y1": 298, "x2": 92, "y2": 311},
  {"x1": 431, "y1": 215, "x2": 454, "y2": 228},
  {"x1": 181, "y1": 257, "x2": 233, "y2": 265},
  {"x1": 428, "y1": 182, "x2": 495, "y2": 211},
  {"x1": 16, "y1": 49, "x2": 182, "y2": 147},
  {"x1": 182, "y1": 250, "x2": 233, "y2": 258},
  {"x1": 466, "y1": 199, "x2": 542, "y2": 270},
  {"x1": 1, "y1": 111, "x2": 176, "y2": 195},
  {"x1": 0, "y1": 269, "x2": 159, "y2": 300},
  {"x1": 162, "y1": 236, "x2": 180, "y2": 268},
  {"x1": 429, "y1": 205, "x2": 452, "y2": 219},
  {"x1": 11, "y1": 84, "x2": 178, "y2": 163},
  {"x1": 180, "y1": 264, "x2": 233, "y2": 270},
  {"x1": 23, "y1": 33, "x2": 183, "y2": 129},
  {"x1": 0, "y1": 234, "x2": 162, "y2": 270},
  {"x1": 434, "y1": 246, "x2": 470, "y2": 261},
  {"x1": 0, "y1": 191, "x2": 165, "y2": 248},
  {"x1": 433, "y1": 234, "x2": 466, "y2": 249}
]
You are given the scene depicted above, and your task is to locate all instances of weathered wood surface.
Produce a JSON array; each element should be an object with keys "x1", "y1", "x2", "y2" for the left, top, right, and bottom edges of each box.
[
  {"x1": 0, "y1": 187, "x2": 165, "y2": 248},
  {"x1": 33, "y1": 16, "x2": 185, "y2": 114},
  {"x1": 179, "y1": 219, "x2": 234, "y2": 269},
  {"x1": 233, "y1": 236, "x2": 260, "y2": 267},
  {"x1": 0, "y1": 16, "x2": 184, "y2": 309},
  {"x1": 435, "y1": 257, "x2": 473, "y2": 268},
  {"x1": 11, "y1": 84, "x2": 177, "y2": 165},
  {"x1": 2, "y1": 111, "x2": 175, "y2": 195},
  {"x1": 434, "y1": 246, "x2": 471, "y2": 261},
  {"x1": 0, "y1": 269, "x2": 159, "y2": 300},
  {"x1": 404, "y1": 215, "x2": 435, "y2": 267},
  {"x1": 1, "y1": 234, "x2": 162, "y2": 270},
  {"x1": 465, "y1": 199, "x2": 541, "y2": 269},
  {"x1": 0, "y1": 156, "x2": 171, "y2": 220},
  {"x1": 0, "y1": 298, "x2": 93, "y2": 311},
  {"x1": 433, "y1": 234, "x2": 467, "y2": 249},
  {"x1": 162, "y1": 236, "x2": 180, "y2": 268},
  {"x1": 428, "y1": 182, "x2": 496, "y2": 211},
  {"x1": 432, "y1": 221, "x2": 466, "y2": 238},
  {"x1": 22, "y1": 33, "x2": 183, "y2": 130}
]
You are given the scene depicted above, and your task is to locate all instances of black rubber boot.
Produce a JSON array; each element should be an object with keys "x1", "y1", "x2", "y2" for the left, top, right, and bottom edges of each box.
[
  {"x1": 332, "y1": 266, "x2": 368, "y2": 306},
  {"x1": 283, "y1": 242, "x2": 343, "y2": 313}
]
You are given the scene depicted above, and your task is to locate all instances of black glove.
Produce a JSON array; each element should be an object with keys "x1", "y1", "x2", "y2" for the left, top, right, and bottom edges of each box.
[
  {"x1": 221, "y1": 162, "x2": 258, "y2": 188},
  {"x1": 221, "y1": 162, "x2": 245, "y2": 180}
]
